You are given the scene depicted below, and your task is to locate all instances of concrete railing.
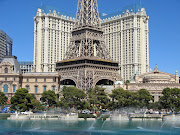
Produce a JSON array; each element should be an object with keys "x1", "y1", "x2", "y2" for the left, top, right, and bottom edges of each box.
[
  {"x1": 8, "y1": 113, "x2": 78, "y2": 120},
  {"x1": 129, "y1": 113, "x2": 163, "y2": 118}
]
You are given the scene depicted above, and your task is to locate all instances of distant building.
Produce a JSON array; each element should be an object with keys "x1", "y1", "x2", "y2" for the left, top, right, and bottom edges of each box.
[
  {"x1": 19, "y1": 61, "x2": 33, "y2": 74},
  {"x1": 33, "y1": 4, "x2": 149, "y2": 81},
  {"x1": 0, "y1": 30, "x2": 13, "y2": 63},
  {"x1": 126, "y1": 65, "x2": 180, "y2": 102}
]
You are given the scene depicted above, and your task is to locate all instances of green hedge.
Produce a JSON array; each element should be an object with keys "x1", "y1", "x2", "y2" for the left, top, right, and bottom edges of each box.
[
  {"x1": 78, "y1": 114, "x2": 96, "y2": 120},
  {"x1": 0, "y1": 114, "x2": 10, "y2": 120}
]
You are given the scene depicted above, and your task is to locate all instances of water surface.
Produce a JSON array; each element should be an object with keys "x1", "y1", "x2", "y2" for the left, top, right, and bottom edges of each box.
[{"x1": 0, "y1": 120, "x2": 179, "y2": 135}]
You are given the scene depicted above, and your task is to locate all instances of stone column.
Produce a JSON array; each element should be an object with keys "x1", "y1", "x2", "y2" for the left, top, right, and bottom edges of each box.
[{"x1": 133, "y1": 15, "x2": 138, "y2": 73}]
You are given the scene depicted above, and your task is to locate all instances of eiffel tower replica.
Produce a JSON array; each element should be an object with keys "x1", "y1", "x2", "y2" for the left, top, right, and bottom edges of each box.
[{"x1": 56, "y1": 0, "x2": 120, "y2": 91}]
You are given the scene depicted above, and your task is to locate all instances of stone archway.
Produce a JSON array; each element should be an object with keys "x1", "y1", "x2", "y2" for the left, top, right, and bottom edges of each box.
[
  {"x1": 96, "y1": 79, "x2": 114, "y2": 86},
  {"x1": 94, "y1": 77, "x2": 116, "y2": 87},
  {"x1": 59, "y1": 77, "x2": 77, "y2": 91},
  {"x1": 94, "y1": 78, "x2": 115, "y2": 94},
  {"x1": 60, "y1": 79, "x2": 76, "y2": 86},
  {"x1": 60, "y1": 77, "x2": 77, "y2": 86}
]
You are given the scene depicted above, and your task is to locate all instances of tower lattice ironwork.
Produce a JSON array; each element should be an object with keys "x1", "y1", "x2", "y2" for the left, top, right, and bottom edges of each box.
[
  {"x1": 56, "y1": 0, "x2": 120, "y2": 91},
  {"x1": 76, "y1": 0, "x2": 100, "y2": 28},
  {"x1": 65, "y1": 0, "x2": 111, "y2": 60}
]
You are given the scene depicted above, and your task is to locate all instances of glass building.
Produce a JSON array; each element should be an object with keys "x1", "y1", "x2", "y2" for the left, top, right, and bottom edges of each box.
[{"x1": 0, "y1": 30, "x2": 13, "y2": 63}]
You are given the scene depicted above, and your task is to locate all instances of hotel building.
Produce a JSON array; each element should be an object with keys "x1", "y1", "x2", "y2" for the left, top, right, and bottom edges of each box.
[
  {"x1": 33, "y1": 5, "x2": 149, "y2": 81},
  {"x1": 33, "y1": 8, "x2": 75, "y2": 72}
]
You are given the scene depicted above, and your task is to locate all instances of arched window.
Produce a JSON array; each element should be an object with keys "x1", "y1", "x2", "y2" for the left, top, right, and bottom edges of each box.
[
  {"x1": 4, "y1": 85, "x2": 8, "y2": 93},
  {"x1": 26, "y1": 85, "x2": 29, "y2": 90},
  {"x1": 4, "y1": 68, "x2": 8, "y2": 73},
  {"x1": 52, "y1": 86, "x2": 55, "y2": 91}
]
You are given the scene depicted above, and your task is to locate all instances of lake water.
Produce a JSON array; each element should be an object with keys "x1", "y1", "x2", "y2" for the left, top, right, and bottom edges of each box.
[{"x1": 0, "y1": 120, "x2": 179, "y2": 135}]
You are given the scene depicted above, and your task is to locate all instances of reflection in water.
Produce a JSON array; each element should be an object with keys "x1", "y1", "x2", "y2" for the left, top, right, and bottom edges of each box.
[{"x1": 0, "y1": 120, "x2": 180, "y2": 135}]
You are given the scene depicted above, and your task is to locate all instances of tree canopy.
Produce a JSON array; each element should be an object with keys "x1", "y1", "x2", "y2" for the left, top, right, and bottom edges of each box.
[
  {"x1": 160, "y1": 88, "x2": 180, "y2": 112},
  {"x1": 138, "y1": 89, "x2": 153, "y2": 107},
  {"x1": 10, "y1": 88, "x2": 35, "y2": 112},
  {"x1": 58, "y1": 87, "x2": 87, "y2": 110},
  {"x1": 108, "y1": 88, "x2": 152, "y2": 110},
  {"x1": 0, "y1": 92, "x2": 8, "y2": 106},
  {"x1": 88, "y1": 86, "x2": 110, "y2": 109},
  {"x1": 41, "y1": 90, "x2": 57, "y2": 107}
]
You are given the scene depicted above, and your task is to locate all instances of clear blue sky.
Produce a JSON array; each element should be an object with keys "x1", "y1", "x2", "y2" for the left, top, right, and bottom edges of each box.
[{"x1": 0, "y1": 0, "x2": 180, "y2": 74}]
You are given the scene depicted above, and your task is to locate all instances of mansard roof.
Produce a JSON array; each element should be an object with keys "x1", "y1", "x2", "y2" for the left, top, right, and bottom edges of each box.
[{"x1": 1, "y1": 56, "x2": 22, "y2": 74}]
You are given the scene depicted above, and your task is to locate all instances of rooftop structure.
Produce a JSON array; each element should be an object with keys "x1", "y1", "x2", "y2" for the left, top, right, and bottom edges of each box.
[
  {"x1": 19, "y1": 61, "x2": 33, "y2": 74},
  {"x1": 1, "y1": 56, "x2": 21, "y2": 74}
]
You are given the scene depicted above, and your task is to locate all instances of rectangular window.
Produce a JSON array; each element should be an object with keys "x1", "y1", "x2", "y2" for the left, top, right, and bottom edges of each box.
[
  {"x1": 13, "y1": 85, "x2": 16, "y2": 92},
  {"x1": 4, "y1": 85, "x2": 8, "y2": 93},
  {"x1": 44, "y1": 78, "x2": 46, "y2": 82},
  {"x1": 35, "y1": 78, "x2": 37, "y2": 82},
  {"x1": 52, "y1": 86, "x2": 55, "y2": 91},
  {"x1": 44, "y1": 86, "x2": 46, "y2": 91},
  {"x1": 27, "y1": 78, "x2": 29, "y2": 82},
  {"x1": 35, "y1": 86, "x2": 38, "y2": 93},
  {"x1": 53, "y1": 78, "x2": 56, "y2": 82},
  {"x1": 26, "y1": 86, "x2": 29, "y2": 90}
]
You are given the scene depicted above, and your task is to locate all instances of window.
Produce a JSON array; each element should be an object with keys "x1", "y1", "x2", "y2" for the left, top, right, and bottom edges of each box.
[
  {"x1": 27, "y1": 78, "x2": 29, "y2": 82},
  {"x1": 13, "y1": 85, "x2": 16, "y2": 92},
  {"x1": 4, "y1": 68, "x2": 8, "y2": 73},
  {"x1": 26, "y1": 86, "x2": 29, "y2": 90},
  {"x1": 35, "y1": 78, "x2": 37, "y2": 82},
  {"x1": 4, "y1": 85, "x2": 8, "y2": 93},
  {"x1": 152, "y1": 96, "x2": 155, "y2": 102},
  {"x1": 44, "y1": 86, "x2": 46, "y2": 91},
  {"x1": 44, "y1": 78, "x2": 46, "y2": 82},
  {"x1": 53, "y1": 77, "x2": 56, "y2": 82},
  {"x1": 35, "y1": 86, "x2": 38, "y2": 93},
  {"x1": 52, "y1": 86, "x2": 55, "y2": 91}
]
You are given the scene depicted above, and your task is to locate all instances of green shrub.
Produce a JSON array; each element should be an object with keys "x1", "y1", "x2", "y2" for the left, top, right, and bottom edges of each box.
[
  {"x1": 0, "y1": 114, "x2": 10, "y2": 120},
  {"x1": 78, "y1": 113, "x2": 96, "y2": 119}
]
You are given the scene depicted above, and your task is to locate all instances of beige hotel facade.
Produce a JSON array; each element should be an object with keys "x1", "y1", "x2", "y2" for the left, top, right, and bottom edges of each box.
[
  {"x1": 33, "y1": 6, "x2": 149, "y2": 81},
  {"x1": 0, "y1": 56, "x2": 60, "y2": 100},
  {"x1": 0, "y1": 56, "x2": 179, "y2": 102}
]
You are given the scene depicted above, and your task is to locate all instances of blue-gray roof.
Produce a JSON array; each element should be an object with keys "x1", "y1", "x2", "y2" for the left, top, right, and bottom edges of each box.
[
  {"x1": 1, "y1": 56, "x2": 22, "y2": 74},
  {"x1": 40, "y1": 5, "x2": 76, "y2": 18},
  {"x1": 19, "y1": 61, "x2": 33, "y2": 65},
  {"x1": 99, "y1": 4, "x2": 142, "y2": 19},
  {"x1": 39, "y1": 4, "x2": 142, "y2": 20}
]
